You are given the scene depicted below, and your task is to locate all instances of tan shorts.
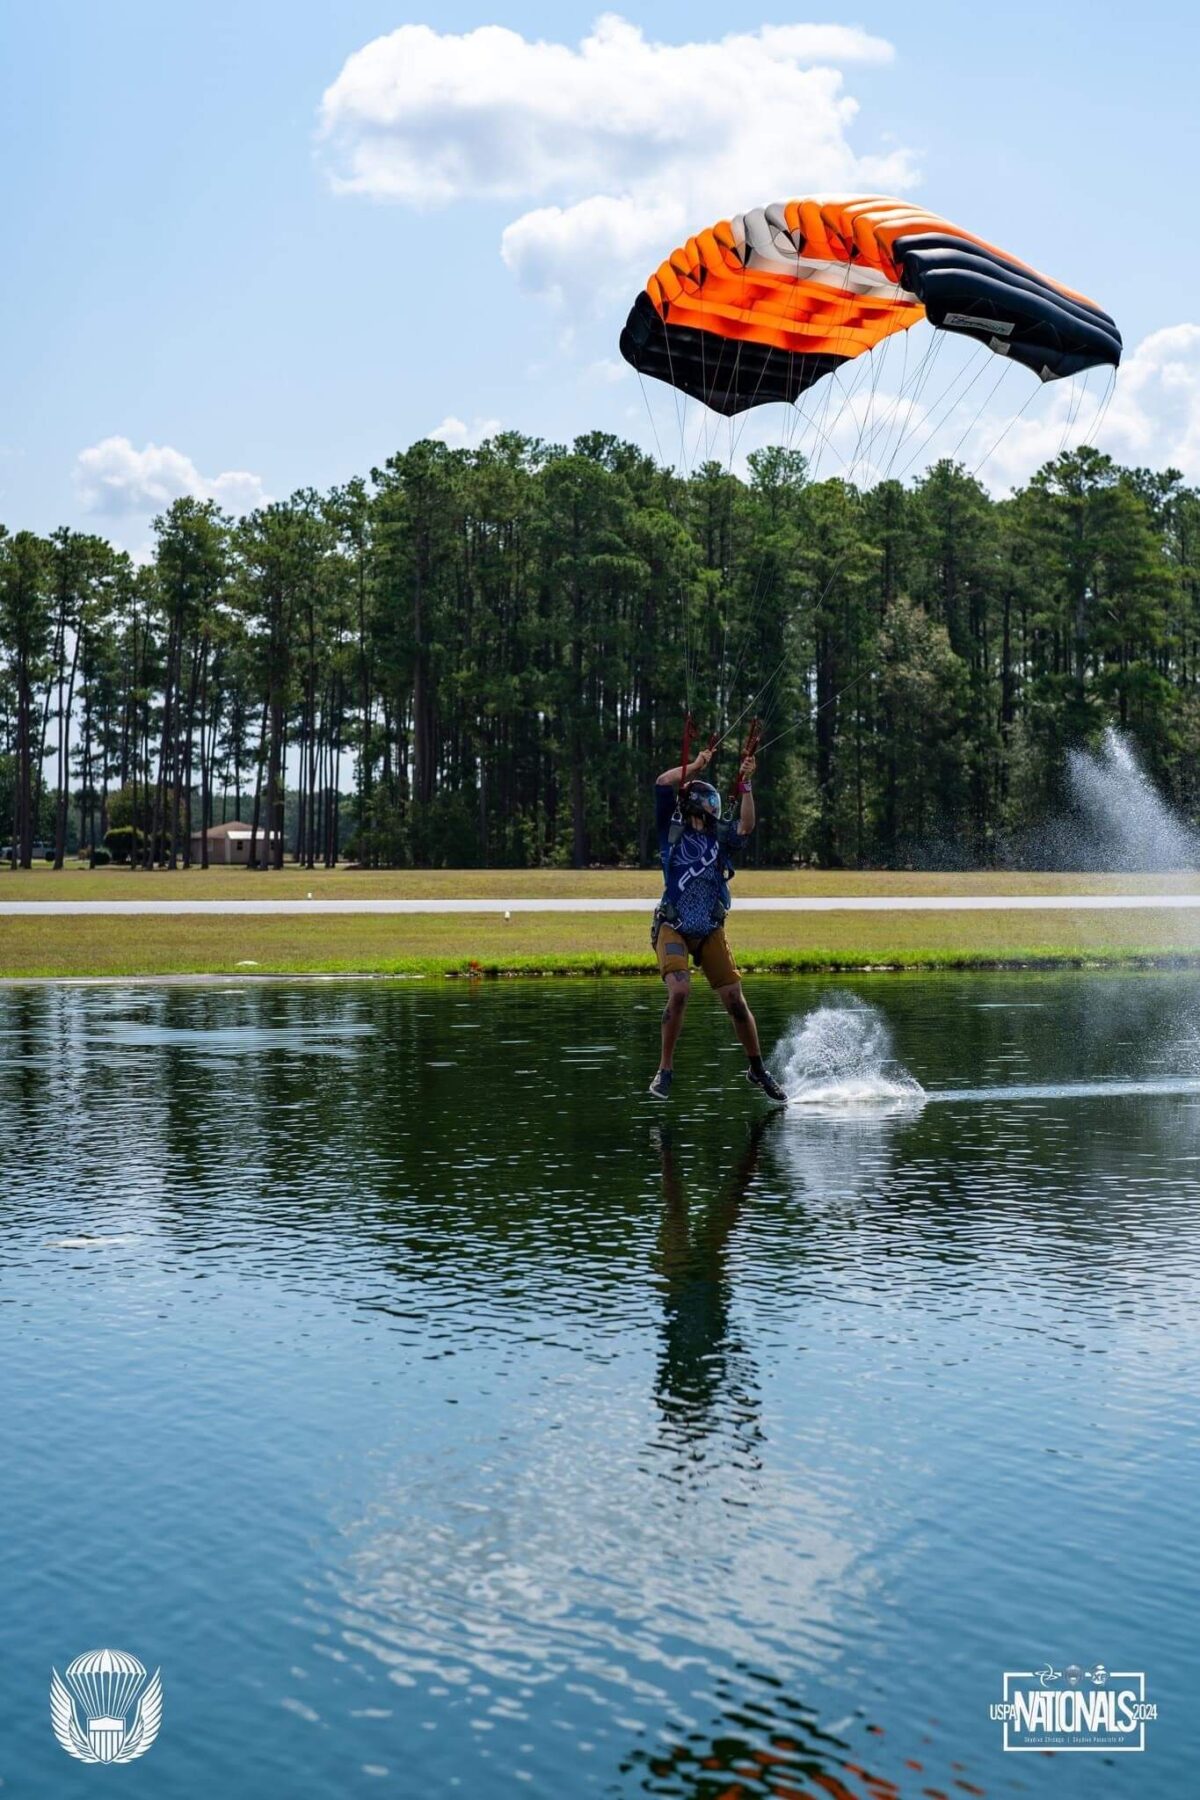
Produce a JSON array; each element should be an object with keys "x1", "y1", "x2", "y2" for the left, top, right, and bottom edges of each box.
[{"x1": 655, "y1": 924, "x2": 739, "y2": 990}]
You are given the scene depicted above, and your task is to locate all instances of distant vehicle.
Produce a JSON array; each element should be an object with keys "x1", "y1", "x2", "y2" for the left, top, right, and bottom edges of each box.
[{"x1": 1, "y1": 842, "x2": 55, "y2": 861}]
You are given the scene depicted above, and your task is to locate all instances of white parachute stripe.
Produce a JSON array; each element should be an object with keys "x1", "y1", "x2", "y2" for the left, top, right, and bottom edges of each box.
[{"x1": 730, "y1": 206, "x2": 915, "y2": 298}]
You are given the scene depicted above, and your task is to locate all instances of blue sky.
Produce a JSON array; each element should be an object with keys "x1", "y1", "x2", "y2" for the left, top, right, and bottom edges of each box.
[{"x1": 2, "y1": 1, "x2": 1197, "y2": 548}]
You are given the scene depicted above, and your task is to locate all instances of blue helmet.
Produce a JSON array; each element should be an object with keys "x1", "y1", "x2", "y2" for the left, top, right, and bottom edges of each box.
[{"x1": 683, "y1": 780, "x2": 722, "y2": 822}]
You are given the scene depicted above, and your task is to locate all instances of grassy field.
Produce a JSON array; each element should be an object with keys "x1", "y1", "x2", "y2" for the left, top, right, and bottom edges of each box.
[
  {"x1": 1, "y1": 894, "x2": 1199, "y2": 979},
  {"x1": 4, "y1": 862, "x2": 1200, "y2": 902}
]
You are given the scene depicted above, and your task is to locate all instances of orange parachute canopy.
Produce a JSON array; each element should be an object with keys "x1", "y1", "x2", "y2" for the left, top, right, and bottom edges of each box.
[{"x1": 620, "y1": 195, "x2": 1121, "y2": 415}]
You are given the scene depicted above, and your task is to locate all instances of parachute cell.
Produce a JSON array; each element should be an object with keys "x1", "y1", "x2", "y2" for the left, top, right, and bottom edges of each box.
[{"x1": 619, "y1": 195, "x2": 1121, "y2": 415}]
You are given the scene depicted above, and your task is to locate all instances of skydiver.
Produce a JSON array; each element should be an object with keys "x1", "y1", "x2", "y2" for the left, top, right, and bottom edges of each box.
[{"x1": 648, "y1": 744, "x2": 787, "y2": 1103}]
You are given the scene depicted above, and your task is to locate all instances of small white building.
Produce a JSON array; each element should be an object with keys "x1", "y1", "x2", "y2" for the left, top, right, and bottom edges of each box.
[{"x1": 189, "y1": 820, "x2": 282, "y2": 865}]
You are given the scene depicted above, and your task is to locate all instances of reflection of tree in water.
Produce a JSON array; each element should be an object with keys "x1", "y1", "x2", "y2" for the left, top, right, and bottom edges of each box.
[
  {"x1": 620, "y1": 1663, "x2": 986, "y2": 1800},
  {"x1": 651, "y1": 1117, "x2": 777, "y2": 1471}
]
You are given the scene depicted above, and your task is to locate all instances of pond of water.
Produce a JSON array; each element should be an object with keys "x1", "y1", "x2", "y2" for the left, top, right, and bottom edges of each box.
[{"x1": 1, "y1": 972, "x2": 1196, "y2": 1795}]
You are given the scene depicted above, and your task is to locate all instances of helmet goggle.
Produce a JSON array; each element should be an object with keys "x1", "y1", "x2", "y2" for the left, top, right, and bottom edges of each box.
[{"x1": 683, "y1": 781, "x2": 722, "y2": 821}]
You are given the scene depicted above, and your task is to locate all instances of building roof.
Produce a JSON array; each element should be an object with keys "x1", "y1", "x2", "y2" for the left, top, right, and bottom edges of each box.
[{"x1": 189, "y1": 821, "x2": 280, "y2": 840}]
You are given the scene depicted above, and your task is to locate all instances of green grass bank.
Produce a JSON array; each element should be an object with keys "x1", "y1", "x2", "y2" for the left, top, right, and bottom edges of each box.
[{"x1": 2, "y1": 888, "x2": 1199, "y2": 980}]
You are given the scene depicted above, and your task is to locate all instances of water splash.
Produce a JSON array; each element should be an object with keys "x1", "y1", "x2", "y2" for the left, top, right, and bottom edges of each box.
[
  {"x1": 1062, "y1": 727, "x2": 1200, "y2": 871},
  {"x1": 775, "y1": 997, "x2": 925, "y2": 1108},
  {"x1": 998, "y1": 727, "x2": 1200, "y2": 870}
]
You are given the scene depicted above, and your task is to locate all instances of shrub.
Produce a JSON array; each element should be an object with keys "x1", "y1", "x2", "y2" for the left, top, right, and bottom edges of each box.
[{"x1": 104, "y1": 826, "x2": 143, "y2": 865}]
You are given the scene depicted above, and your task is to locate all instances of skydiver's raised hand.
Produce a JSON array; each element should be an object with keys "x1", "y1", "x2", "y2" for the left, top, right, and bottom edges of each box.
[
  {"x1": 658, "y1": 744, "x2": 715, "y2": 787},
  {"x1": 738, "y1": 755, "x2": 757, "y2": 834}
]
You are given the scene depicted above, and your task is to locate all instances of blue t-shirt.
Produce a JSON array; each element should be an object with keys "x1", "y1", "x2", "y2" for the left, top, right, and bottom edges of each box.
[{"x1": 655, "y1": 783, "x2": 746, "y2": 936}]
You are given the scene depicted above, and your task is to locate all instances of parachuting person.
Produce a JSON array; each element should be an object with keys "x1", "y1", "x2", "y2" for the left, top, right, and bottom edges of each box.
[
  {"x1": 629, "y1": 193, "x2": 1119, "y2": 1103},
  {"x1": 648, "y1": 740, "x2": 787, "y2": 1103}
]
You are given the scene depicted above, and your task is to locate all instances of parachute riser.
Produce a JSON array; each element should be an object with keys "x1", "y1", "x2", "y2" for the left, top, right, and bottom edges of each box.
[
  {"x1": 671, "y1": 712, "x2": 719, "y2": 838},
  {"x1": 726, "y1": 717, "x2": 762, "y2": 816}
]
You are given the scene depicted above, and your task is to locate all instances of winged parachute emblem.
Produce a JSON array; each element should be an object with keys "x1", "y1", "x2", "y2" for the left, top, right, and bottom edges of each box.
[{"x1": 50, "y1": 1649, "x2": 163, "y2": 1763}]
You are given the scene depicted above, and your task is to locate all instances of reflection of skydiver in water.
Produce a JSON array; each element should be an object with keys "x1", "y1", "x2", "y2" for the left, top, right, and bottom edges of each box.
[{"x1": 650, "y1": 1115, "x2": 778, "y2": 1457}]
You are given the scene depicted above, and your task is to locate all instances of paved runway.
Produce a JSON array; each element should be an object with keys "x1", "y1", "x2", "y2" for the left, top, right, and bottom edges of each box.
[{"x1": 3, "y1": 895, "x2": 1200, "y2": 917}]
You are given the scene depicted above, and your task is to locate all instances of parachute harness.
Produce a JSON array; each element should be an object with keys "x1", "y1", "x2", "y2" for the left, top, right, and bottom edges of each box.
[{"x1": 656, "y1": 710, "x2": 727, "y2": 953}]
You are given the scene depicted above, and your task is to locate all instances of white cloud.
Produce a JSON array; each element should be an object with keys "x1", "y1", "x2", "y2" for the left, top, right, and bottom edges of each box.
[
  {"x1": 968, "y1": 324, "x2": 1200, "y2": 490},
  {"x1": 318, "y1": 14, "x2": 915, "y2": 303},
  {"x1": 588, "y1": 357, "x2": 629, "y2": 386},
  {"x1": 1106, "y1": 324, "x2": 1200, "y2": 473},
  {"x1": 900, "y1": 324, "x2": 1200, "y2": 490},
  {"x1": 75, "y1": 435, "x2": 269, "y2": 517},
  {"x1": 428, "y1": 415, "x2": 502, "y2": 449}
]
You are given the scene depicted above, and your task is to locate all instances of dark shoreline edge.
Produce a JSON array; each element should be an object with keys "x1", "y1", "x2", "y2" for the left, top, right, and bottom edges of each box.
[{"x1": 4, "y1": 951, "x2": 1200, "y2": 986}]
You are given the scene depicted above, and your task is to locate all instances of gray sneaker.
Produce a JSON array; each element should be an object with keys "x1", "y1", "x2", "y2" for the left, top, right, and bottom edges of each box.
[
  {"x1": 747, "y1": 1064, "x2": 788, "y2": 1103},
  {"x1": 648, "y1": 1068, "x2": 674, "y2": 1100}
]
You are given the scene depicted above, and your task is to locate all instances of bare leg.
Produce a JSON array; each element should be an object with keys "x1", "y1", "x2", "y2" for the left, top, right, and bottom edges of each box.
[
  {"x1": 659, "y1": 972, "x2": 690, "y2": 1070},
  {"x1": 716, "y1": 980, "x2": 761, "y2": 1057}
]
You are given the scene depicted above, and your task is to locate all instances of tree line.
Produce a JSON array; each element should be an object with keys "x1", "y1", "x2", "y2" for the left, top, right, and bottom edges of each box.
[{"x1": 1, "y1": 432, "x2": 1197, "y2": 870}]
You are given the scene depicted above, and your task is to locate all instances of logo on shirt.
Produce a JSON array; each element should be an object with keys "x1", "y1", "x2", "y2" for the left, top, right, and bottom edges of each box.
[{"x1": 676, "y1": 832, "x2": 721, "y2": 890}]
